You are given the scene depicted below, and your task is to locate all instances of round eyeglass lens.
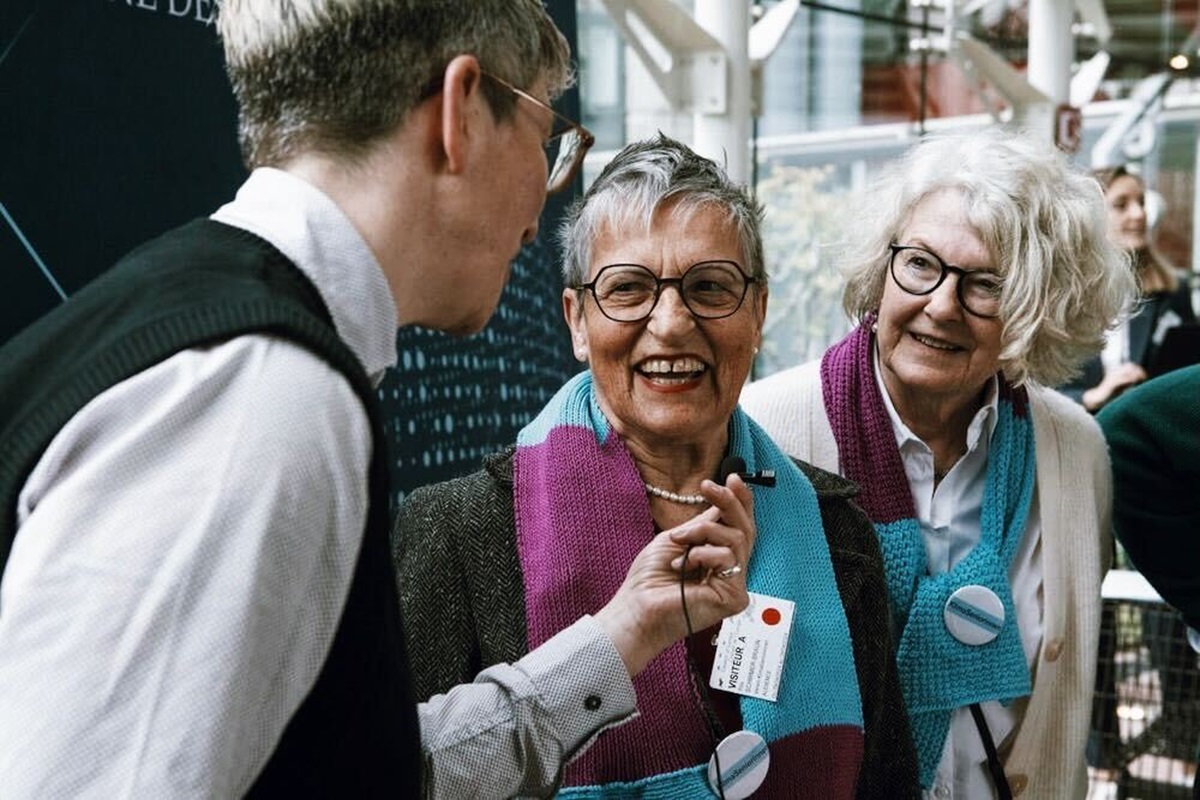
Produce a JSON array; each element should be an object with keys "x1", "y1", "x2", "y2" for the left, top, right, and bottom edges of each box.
[
  {"x1": 593, "y1": 265, "x2": 658, "y2": 320},
  {"x1": 960, "y1": 273, "x2": 1003, "y2": 316},
  {"x1": 891, "y1": 247, "x2": 1002, "y2": 317},
  {"x1": 681, "y1": 262, "x2": 748, "y2": 317},
  {"x1": 892, "y1": 248, "x2": 942, "y2": 292}
]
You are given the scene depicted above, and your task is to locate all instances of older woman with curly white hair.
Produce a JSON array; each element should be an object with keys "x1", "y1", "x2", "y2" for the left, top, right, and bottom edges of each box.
[{"x1": 742, "y1": 129, "x2": 1136, "y2": 799}]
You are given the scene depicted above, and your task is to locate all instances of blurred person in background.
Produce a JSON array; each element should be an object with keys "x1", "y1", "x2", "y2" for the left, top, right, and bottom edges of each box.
[
  {"x1": 743, "y1": 129, "x2": 1135, "y2": 798},
  {"x1": 1060, "y1": 165, "x2": 1196, "y2": 412}
]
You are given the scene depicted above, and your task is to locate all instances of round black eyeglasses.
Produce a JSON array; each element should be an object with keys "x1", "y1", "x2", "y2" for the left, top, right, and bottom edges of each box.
[
  {"x1": 574, "y1": 261, "x2": 759, "y2": 323},
  {"x1": 888, "y1": 244, "x2": 1004, "y2": 319}
]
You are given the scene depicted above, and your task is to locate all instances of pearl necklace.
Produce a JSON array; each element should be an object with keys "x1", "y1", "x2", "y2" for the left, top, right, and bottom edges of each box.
[{"x1": 643, "y1": 482, "x2": 707, "y2": 505}]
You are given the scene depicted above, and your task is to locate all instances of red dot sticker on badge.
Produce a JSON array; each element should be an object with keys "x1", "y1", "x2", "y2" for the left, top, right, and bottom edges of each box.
[{"x1": 761, "y1": 607, "x2": 782, "y2": 626}]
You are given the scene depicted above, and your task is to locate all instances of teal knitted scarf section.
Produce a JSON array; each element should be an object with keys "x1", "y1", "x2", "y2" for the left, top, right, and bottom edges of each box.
[
  {"x1": 821, "y1": 319, "x2": 1035, "y2": 787},
  {"x1": 514, "y1": 371, "x2": 864, "y2": 797}
]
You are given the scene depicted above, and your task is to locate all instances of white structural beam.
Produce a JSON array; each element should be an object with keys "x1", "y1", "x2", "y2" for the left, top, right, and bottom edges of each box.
[
  {"x1": 749, "y1": 0, "x2": 801, "y2": 119},
  {"x1": 695, "y1": 0, "x2": 751, "y2": 183},
  {"x1": 956, "y1": 33, "x2": 1051, "y2": 110},
  {"x1": 1091, "y1": 72, "x2": 1173, "y2": 167},
  {"x1": 596, "y1": 0, "x2": 727, "y2": 116},
  {"x1": 749, "y1": 0, "x2": 800, "y2": 64},
  {"x1": 1070, "y1": 51, "x2": 1111, "y2": 108},
  {"x1": 1024, "y1": 0, "x2": 1074, "y2": 142},
  {"x1": 600, "y1": 0, "x2": 1094, "y2": 171},
  {"x1": 1075, "y1": 0, "x2": 1113, "y2": 45},
  {"x1": 597, "y1": 0, "x2": 754, "y2": 184}
]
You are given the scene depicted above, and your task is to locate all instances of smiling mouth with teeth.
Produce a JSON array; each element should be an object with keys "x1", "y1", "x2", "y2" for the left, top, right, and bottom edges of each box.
[
  {"x1": 912, "y1": 333, "x2": 960, "y2": 351},
  {"x1": 638, "y1": 357, "x2": 708, "y2": 382}
]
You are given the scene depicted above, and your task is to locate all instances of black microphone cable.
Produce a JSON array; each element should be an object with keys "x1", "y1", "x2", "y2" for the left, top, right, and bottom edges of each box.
[
  {"x1": 680, "y1": 544, "x2": 727, "y2": 800},
  {"x1": 677, "y1": 454, "x2": 745, "y2": 799},
  {"x1": 676, "y1": 455, "x2": 777, "y2": 798}
]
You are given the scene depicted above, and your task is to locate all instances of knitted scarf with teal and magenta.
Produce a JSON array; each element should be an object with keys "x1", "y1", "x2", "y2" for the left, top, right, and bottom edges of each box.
[
  {"x1": 820, "y1": 318, "x2": 1035, "y2": 787},
  {"x1": 513, "y1": 371, "x2": 864, "y2": 798}
]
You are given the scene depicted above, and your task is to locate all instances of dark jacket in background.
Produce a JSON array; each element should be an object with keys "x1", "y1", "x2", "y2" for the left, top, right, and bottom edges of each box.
[
  {"x1": 1060, "y1": 281, "x2": 1196, "y2": 405},
  {"x1": 1098, "y1": 364, "x2": 1200, "y2": 629}
]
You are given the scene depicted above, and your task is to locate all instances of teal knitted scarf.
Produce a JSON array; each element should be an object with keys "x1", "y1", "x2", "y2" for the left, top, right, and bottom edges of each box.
[
  {"x1": 513, "y1": 371, "x2": 864, "y2": 797},
  {"x1": 821, "y1": 319, "x2": 1035, "y2": 787}
]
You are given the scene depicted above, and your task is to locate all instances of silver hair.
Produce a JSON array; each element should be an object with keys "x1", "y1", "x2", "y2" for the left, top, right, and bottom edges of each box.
[
  {"x1": 839, "y1": 128, "x2": 1136, "y2": 387},
  {"x1": 558, "y1": 133, "x2": 765, "y2": 294},
  {"x1": 217, "y1": 0, "x2": 572, "y2": 168}
]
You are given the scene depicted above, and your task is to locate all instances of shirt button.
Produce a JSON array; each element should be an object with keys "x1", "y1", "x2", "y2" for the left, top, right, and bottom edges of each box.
[
  {"x1": 584, "y1": 694, "x2": 602, "y2": 711},
  {"x1": 1043, "y1": 639, "x2": 1064, "y2": 662},
  {"x1": 933, "y1": 784, "x2": 950, "y2": 798}
]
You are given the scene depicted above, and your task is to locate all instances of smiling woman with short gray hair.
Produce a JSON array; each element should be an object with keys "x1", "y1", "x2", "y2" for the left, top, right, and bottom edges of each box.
[{"x1": 393, "y1": 134, "x2": 919, "y2": 798}]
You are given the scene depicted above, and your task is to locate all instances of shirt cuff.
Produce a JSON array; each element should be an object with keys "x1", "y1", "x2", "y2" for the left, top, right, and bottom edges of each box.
[{"x1": 514, "y1": 614, "x2": 639, "y2": 761}]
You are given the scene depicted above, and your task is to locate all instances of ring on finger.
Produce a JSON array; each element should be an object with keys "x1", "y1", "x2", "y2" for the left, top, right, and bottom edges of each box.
[{"x1": 716, "y1": 563, "x2": 742, "y2": 579}]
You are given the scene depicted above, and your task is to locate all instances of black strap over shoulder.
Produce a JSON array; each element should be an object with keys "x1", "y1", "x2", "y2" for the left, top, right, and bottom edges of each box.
[{"x1": 969, "y1": 702, "x2": 1013, "y2": 800}]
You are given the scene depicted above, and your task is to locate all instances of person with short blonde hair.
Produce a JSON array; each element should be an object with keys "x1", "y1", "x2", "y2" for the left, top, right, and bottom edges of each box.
[{"x1": 0, "y1": 3, "x2": 750, "y2": 797}]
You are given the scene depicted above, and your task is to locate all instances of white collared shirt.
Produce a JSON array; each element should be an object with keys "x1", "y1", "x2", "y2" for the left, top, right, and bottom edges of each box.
[
  {"x1": 873, "y1": 354, "x2": 1044, "y2": 800},
  {"x1": 0, "y1": 169, "x2": 393, "y2": 797},
  {"x1": 0, "y1": 168, "x2": 636, "y2": 797}
]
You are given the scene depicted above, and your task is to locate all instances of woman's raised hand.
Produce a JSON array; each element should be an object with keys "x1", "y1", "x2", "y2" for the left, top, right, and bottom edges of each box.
[{"x1": 593, "y1": 474, "x2": 757, "y2": 677}]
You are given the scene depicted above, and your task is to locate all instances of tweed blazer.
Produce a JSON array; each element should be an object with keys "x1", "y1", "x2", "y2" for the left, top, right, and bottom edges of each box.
[
  {"x1": 741, "y1": 360, "x2": 1112, "y2": 799},
  {"x1": 393, "y1": 446, "x2": 920, "y2": 798}
]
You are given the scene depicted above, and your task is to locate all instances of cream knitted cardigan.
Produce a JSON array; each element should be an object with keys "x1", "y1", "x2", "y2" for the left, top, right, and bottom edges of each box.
[{"x1": 741, "y1": 360, "x2": 1111, "y2": 799}]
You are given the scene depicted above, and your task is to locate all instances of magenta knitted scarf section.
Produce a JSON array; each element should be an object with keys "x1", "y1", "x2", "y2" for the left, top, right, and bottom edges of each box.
[{"x1": 820, "y1": 316, "x2": 1036, "y2": 786}]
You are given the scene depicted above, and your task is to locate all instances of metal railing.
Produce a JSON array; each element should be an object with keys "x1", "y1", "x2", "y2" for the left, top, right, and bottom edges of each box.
[{"x1": 1089, "y1": 570, "x2": 1199, "y2": 800}]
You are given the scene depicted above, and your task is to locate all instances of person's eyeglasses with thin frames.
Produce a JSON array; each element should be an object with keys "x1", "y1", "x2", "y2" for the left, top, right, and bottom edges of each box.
[
  {"x1": 418, "y1": 69, "x2": 595, "y2": 195},
  {"x1": 479, "y1": 70, "x2": 595, "y2": 195}
]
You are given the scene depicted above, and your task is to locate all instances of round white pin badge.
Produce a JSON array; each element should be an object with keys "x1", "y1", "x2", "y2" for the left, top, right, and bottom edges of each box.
[
  {"x1": 943, "y1": 584, "x2": 1005, "y2": 646},
  {"x1": 706, "y1": 730, "x2": 769, "y2": 799}
]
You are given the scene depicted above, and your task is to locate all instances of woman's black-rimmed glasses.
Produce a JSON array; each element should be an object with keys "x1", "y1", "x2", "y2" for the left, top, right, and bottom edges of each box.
[
  {"x1": 888, "y1": 244, "x2": 1004, "y2": 319},
  {"x1": 574, "y1": 261, "x2": 759, "y2": 323}
]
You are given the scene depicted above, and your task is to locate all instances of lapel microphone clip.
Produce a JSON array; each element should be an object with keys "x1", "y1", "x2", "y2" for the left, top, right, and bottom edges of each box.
[{"x1": 718, "y1": 456, "x2": 777, "y2": 488}]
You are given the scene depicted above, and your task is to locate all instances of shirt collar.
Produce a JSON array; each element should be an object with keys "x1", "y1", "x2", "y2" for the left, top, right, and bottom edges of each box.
[
  {"x1": 210, "y1": 167, "x2": 398, "y2": 385},
  {"x1": 871, "y1": 342, "x2": 1000, "y2": 452}
]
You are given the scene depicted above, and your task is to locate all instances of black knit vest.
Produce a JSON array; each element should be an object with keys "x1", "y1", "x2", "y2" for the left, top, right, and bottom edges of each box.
[{"x1": 0, "y1": 219, "x2": 421, "y2": 797}]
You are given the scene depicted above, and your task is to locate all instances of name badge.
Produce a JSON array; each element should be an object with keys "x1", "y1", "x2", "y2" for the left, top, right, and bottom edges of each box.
[{"x1": 709, "y1": 592, "x2": 795, "y2": 702}]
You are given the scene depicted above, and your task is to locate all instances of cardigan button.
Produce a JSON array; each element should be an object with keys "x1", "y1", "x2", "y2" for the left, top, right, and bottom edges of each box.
[
  {"x1": 1043, "y1": 639, "x2": 1064, "y2": 662},
  {"x1": 584, "y1": 694, "x2": 602, "y2": 711},
  {"x1": 1008, "y1": 773, "x2": 1029, "y2": 795}
]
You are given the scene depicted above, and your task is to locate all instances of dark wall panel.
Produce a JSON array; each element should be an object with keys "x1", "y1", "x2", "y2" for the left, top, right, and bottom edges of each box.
[
  {"x1": 2, "y1": 1, "x2": 243, "y2": 342},
  {"x1": 0, "y1": 0, "x2": 582, "y2": 506}
]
